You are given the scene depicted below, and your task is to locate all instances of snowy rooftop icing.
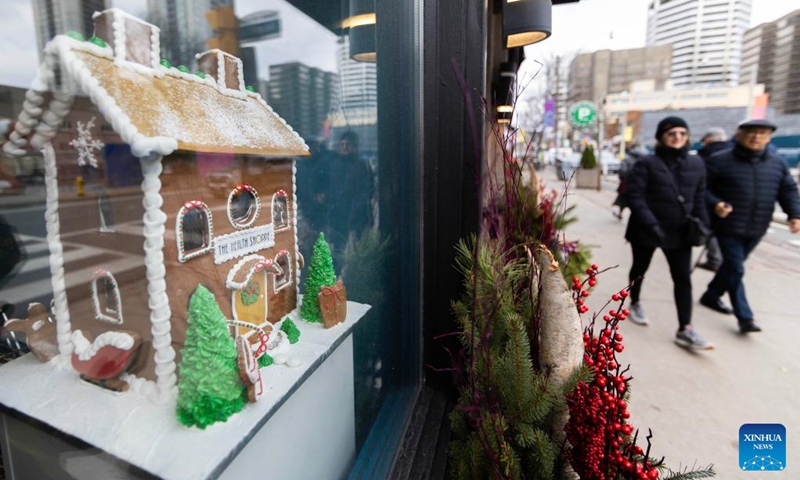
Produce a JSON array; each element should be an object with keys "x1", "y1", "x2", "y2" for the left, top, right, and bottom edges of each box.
[{"x1": 6, "y1": 8, "x2": 309, "y2": 159}]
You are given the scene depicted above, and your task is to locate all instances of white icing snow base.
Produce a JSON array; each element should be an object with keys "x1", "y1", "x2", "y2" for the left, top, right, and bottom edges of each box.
[{"x1": 0, "y1": 301, "x2": 370, "y2": 480}]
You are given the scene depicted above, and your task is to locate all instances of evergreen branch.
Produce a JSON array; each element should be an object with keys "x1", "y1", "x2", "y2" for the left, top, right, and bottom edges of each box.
[{"x1": 662, "y1": 463, "x2": 716, "y2": 479}]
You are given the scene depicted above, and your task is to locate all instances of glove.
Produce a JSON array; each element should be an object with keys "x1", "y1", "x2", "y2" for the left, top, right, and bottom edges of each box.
[{"x1": 650, "y1": 224, "x2": 665, "y2": 243}]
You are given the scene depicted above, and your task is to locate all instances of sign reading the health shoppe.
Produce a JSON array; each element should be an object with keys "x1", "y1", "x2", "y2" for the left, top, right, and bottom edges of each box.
[
  {"x1": 568, "y1": 101, "x2": 597, "y2": 129},
  {"x1": 214, "y1": 224, "x2": 275, "y2": 264},
  {"x1": 739, "y1": 424, "x2": 786, "y2": 472}
]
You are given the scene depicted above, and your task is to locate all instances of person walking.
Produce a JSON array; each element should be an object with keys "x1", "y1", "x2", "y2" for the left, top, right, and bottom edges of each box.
[
  {"x1": 612, "y1": 144, "x2": 646, "y2": 220},
  {"x1": 624, "y1": 116, "x2": 713, "y2": 350},
  {"x1": 699, "y1": 119, "x2": 800, "y2": 333},
  {"x1": 695, "y1": 128, "x2": 730, "y2": 271}
]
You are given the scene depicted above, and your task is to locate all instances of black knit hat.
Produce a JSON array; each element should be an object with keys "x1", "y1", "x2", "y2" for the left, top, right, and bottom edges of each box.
[{"x1": 655, "y1": 116, "x2": 689, "y2": 140}]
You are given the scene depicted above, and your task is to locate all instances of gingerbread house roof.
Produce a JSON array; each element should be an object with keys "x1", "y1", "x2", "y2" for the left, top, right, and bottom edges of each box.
[{"x1": 3, "y1": 9, "x2": 309, "y2": 159}]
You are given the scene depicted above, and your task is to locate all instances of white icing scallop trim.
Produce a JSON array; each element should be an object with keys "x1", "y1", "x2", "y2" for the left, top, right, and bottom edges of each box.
[
  {"x1": 43, "y1": 144, "x2": 73, "y2": 361},
  {"x1": 140, "y1": 155, "x2": 178, "y2": 403},
  {"x1": 225, "y1": 254, "x2": 273, "y2": 290},
  {"x1": 235, "y1": 56, "x2": 245, "y2": 92},
  {"x1": 111, "y1": 9, "x2": 127, "y2": 64},
  {"x1": 72, "y1": 329, "x2": 135, "y2": 362},
  {"x1": 227, "y1": 184, "x2": 261, "y2": 230},
  {"x1": 292, "y1": 159, "x2": 301, "y2": 300},
  {"x1": 216, "y1": 50, "x2": 226, "y2": 90}
]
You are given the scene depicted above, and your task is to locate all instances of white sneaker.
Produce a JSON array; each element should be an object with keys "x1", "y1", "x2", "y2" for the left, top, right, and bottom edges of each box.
[
  {"x1": 675, "y1": 326, "x2": 714, "y2": 350},
  {"x1": 628, "y1": 302, "x2": 649, "y2": 326}
]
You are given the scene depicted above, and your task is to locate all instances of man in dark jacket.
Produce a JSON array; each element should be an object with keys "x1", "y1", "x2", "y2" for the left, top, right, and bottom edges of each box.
[
  {"x1": 700, "y1": 119, "x2": 800, "y2": 333},
  {"x1": 695, "y1": 128, "x2": 730, "y2": 271}
]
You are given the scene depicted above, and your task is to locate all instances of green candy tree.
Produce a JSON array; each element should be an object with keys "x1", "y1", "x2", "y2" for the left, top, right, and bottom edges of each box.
[
  {"x1": 301, "y1": 233, "x2": 337, "y2": 322},
  {"x1": 176, "y1": 285, "x2": 246, "y2": 429}
]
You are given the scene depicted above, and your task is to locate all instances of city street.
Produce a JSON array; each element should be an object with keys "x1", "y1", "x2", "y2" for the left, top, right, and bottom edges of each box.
[{"x1": 546, "y1": 168, "x2": 800, "y2": 479}]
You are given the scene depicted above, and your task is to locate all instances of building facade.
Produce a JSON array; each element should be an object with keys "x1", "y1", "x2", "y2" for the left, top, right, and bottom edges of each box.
[
  {"x1": 147, "y1": 0, "x2": 232, "y2": 69},
  {"x1": 32, "y1": 0, "x2": 109, "y2": 59},
  {"x1": 266, "y1": 62, "x2": 338, "y2": 141},
  {"x1": 646, "y1": 0, "x2": 752, "y2": 88},
  {"x1": 740, "y1": 9, "x2": 800, "y2": 115},
  {"x1": 567, "y1": 45, "x2": 672, "y2": 105}
]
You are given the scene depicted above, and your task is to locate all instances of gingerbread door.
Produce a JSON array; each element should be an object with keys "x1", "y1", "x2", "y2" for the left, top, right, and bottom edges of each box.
[{"x1": 232, "y1": 271, "x2": 268, "y2": 336}]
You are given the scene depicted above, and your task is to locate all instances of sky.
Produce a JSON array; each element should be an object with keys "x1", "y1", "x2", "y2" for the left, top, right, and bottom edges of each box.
[
  {"x1": 0, "y1": 0, "x2": 797, "y2": 88},
  {"x1": 517, "y1": 0, "x2": 799, "y2": 89}
]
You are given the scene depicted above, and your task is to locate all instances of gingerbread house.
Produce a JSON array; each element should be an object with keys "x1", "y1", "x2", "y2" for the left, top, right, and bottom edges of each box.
[{"x1": 2, "y1": 9, "x2": 309, "y2": 401}]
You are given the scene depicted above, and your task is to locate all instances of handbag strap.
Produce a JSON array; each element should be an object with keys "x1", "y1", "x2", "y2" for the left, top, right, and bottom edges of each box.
[{"x1": 656, "y1": 159, "x2": 691, "y2": 217}]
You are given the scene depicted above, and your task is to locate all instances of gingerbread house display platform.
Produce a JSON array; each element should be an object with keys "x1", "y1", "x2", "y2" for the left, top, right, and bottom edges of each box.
[{"x1": 2, "y1": 8, "x2": 310, "y2": 403}]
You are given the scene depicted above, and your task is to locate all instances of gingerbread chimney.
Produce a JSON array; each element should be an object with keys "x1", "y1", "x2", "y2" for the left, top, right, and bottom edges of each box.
[
  {"x1": 196, "y1": 49, "x2": 246, "y2": 92},
  {"x1": 92, "y1": 9, "x2": 161, "y2": 69}
]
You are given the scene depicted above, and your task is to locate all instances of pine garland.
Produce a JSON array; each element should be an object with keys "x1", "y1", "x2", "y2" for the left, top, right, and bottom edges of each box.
[{"x1": 447, "y1": 237, "x2": 590, "y2": 480}]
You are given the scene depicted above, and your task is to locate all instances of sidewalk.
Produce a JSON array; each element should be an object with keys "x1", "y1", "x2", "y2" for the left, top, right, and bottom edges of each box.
[{"x1": 542, "y1": 168, "x2": 800, "y2": 479}]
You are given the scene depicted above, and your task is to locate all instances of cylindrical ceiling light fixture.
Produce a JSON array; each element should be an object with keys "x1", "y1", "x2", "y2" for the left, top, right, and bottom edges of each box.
[
  {"x1": 503, "y1": 0, "x2": 552, "y2": 49},
  {"x1": 495, "y1": 62, "x2": 517, "y2": 124},
  {"x1": 345, "y1": 0, "x2": 376, "y2": 62}
]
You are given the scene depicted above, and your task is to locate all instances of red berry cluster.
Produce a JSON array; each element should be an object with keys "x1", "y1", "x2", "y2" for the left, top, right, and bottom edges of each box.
[{"x1": 565, "y1": 265, "x2": 662, "y2": 480}]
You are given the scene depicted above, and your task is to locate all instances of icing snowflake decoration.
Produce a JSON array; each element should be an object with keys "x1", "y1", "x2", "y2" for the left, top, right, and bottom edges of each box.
[{"x1": 69, "y1": 117, "x2": 105, "y2": 168}]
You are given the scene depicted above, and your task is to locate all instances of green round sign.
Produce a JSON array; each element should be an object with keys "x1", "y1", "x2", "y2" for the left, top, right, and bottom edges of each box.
[{"x1": 569, "y1": 101, "x2": 598, "y2": 129}]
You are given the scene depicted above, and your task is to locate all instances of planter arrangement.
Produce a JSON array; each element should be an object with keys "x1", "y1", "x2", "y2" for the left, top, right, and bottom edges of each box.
[{"x1": 444, "y1": 97, "x2": 715, "y2": 479}]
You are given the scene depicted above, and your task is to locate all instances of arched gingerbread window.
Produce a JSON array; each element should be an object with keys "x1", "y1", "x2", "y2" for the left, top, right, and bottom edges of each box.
[
  {"x1": 272, "y1": 190, "x2": 290, "y2": 232},
  {"x1": 228, "y1": 184, "x2": 261, "y2": 229},
  {"x1": 91, "y1": 269, "x2": 123, "y2": 324},
  {"x1": 176, "y1": 200, "x2": 214, "y2": 262},
  {"x1": 273, "y1": 250, "x2": 292, "y2": 292}
]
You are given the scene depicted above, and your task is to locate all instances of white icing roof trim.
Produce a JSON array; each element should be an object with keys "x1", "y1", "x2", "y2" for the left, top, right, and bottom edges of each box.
[
  {"x1": 6, "y1": 35, "x2": 178, "y2": 159},
  {"x1": 6, "y1": 34, "x2": 308, "y2": 158}
]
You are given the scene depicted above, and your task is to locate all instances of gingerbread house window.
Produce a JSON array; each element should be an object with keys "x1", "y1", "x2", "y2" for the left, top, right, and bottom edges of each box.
[
  {"x1": 91, "y1": 270, "x2": 123, "y2": 324},
  {"x1": 227, "y1": 184, "x2": 261, "y2": 229},
  {"x1": 273, "y1": 250, "x2": 292, "y2": 292},
  {"x1": 272, "y1": 190, "x2": 290, "y2": 231},
  {"x1": 177, "y1": 200, "x2": 214, "y2": 262}
]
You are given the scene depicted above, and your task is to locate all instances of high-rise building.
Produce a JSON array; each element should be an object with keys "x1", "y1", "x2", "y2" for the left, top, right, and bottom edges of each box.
[
  {"x1": 740, "y1": 9, "x2": 800, "y2": 115},
  {"x1": 32, "y1": 0, "x2": 109, "y2": 59},
  {"x1": 567, "y1": 45, "x2": 672, "y2": 105},
  {"x1": 646, "y1": 0, "x2": 752, "y2": 88},
  {"x1": 266, "y1": 62, "x2": 338, "y2": 141},
  {"x1": 336, "y1": 36, "x2": 377, "y2": 114},
  {"x1": 329, "y1": 35, "x2": 377, "y2": 154},
  {"x1": 147, "y1": 0, "x2": 233, "y2": 70}
]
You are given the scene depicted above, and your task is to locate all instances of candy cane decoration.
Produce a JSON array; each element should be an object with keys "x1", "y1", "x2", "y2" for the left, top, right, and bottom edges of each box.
[
  {"x1": 235, "y1": 335, "x2": 263, "y2": 403},
  {"x1": 227, "y1": 319, "x2": 270, "y2": 359}
]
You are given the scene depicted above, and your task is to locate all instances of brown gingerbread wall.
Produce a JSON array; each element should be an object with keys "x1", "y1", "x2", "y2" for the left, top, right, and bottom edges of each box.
[{"x1": 160, "y1": 153, "x2": 298, "y2": 380}]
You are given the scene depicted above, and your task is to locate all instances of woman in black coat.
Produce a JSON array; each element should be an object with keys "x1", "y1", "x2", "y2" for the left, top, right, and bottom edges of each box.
[{"x1": 624, "y1": 116, "x2": 713, "y2": 350}]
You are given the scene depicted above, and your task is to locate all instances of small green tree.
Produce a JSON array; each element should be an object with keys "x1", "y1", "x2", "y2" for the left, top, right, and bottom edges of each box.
[
  {"x1": 281, "y1": 317, "x2": 301, "y2": 343},
  {"x1": 176, "y1": 285, "x2": 246, "y2": 429},
  {"x1": 580, "y1": 145, "x2": 597, "y2": 169},
  {"x1": 301, "y1": 232, "x2": 337, "y2": 322}
]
